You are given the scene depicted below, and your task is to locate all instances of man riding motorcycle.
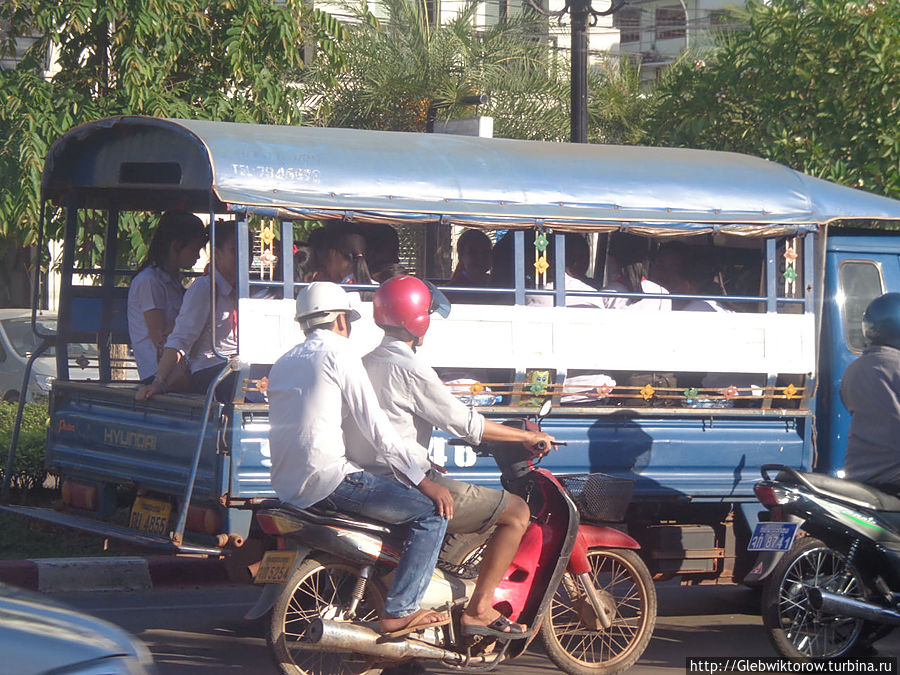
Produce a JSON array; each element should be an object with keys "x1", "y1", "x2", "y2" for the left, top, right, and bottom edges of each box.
[
  {"x1": 840, "y1": 292, "x2": 900, "y2": 495},
  {"x1": 267, "y1": 281, "x2": 453, "y2": 637},
  {"x1": 346, "y1": 275, "x2": 556, "y2": 638}
]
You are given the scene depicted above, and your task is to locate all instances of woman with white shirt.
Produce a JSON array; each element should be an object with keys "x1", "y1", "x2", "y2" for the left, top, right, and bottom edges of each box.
[
  {"x1": 135, "y1": 220, "x2": 239, "y2": 403},
  {"x1": 127, "y1": 212, "x2": 207, "y2": 383}
]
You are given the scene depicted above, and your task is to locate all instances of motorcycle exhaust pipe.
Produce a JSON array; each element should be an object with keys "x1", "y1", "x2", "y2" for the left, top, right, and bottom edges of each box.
[
  {"x1": 808, "y1": 588, "x2": 900, "y2": 625},
  {"x1": 303, "y1": 619, "x2": 469, "y2": 664}
]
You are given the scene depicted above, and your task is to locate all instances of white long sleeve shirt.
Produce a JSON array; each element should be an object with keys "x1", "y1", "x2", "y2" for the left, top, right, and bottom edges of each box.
[
  {"x1": 345, "y1": 336, "x2": 485, "y2": 477},
  {"x1": 164, "y1": 270, "x2": 237, "y2": 373},
  {"x1": 127, "y1": 265, "x2": 186, "y2": 379},
  {"x1": 267, "y1": 329, "x2": 426, "y2": 508}
]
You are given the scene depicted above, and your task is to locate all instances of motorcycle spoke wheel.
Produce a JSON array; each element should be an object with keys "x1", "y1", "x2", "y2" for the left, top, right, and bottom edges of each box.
[
  {"x1": 539, "y1": 549, "x2": 657, "y2": 675},
  {"x1": 762, "y1": 537, "x2": 865, "y2": 659},
  {"x1": 269, "y1": 556, "x2": 385, "y2": 675}
]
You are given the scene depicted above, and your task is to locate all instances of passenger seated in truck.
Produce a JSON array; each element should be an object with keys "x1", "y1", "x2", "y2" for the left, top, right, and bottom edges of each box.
[
  {"x1": 135, "y1": 220, "x2": 238, "y2": 402},
  {"x1": 451, "y1": 229, "x2": 492, "y2": 286},
  {"x1": 365, "y1": 222, "x2": 408, "y2": 282},
  {"x1": 651, "y1": 242, "x2": 729, "y2": 312},
  {"x1": 526, "y1": 233, "x2": 604, "y2": 308},
  {"x1": 127, "y1": 212, "x2": 207, "y2": 385},
  {"x1": 601, "y1": 232, "x2": 671, "y2": 310},
  {"x1": 308, "y1": 222, "x2": 373, "y2": 285}
]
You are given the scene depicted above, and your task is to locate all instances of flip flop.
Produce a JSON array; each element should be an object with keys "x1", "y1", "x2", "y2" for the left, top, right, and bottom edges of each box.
[
  {"x1": 460, "y1": 613, "x2": 527, "y2": 639},
  {"x1": 380, "y1": 609, "x2": 450, "y2": 638}
]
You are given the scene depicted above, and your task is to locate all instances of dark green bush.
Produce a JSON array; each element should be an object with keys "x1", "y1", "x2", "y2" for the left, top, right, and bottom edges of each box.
[{"x1": 0, "y1": 400, "x2": 50, "y2": 493}]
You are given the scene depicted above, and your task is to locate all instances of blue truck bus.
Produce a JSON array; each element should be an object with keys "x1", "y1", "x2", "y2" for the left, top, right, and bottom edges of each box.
[{"x1": 3, "y1": 116, "x2": 900, "y2": 584}]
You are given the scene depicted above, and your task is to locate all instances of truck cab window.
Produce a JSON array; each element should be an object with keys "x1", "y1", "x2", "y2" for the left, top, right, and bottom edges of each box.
[{"x1": 839, "y1": 260, "x2": 885, "y2": 353}]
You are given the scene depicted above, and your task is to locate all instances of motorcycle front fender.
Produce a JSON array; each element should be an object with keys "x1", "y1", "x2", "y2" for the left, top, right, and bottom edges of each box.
[
  {"x1": 244, "y1": 543, "x2": 312, "y2": 620},
  {"x1": 567, "y1": 523, "x2": 641, "y2": 576}
]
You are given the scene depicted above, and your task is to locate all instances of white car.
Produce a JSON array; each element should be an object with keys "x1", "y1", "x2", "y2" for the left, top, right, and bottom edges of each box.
[
  {"x1": 0, "y1": 309, "x2": 100, "y2": 402},
  {"x1": 0, "y1": 582, "x2": 156, "y2": 674}
]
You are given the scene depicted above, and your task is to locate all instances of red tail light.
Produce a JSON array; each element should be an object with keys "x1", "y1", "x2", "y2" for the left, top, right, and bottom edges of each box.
[
  {"x1": 61, "y1": 479, "x2": 99, "y2": 511},
  {"x1": 256, "y1": 511, "x2": 304, "y2": 535},
  {"x1": 754, "y1": 482, "x2": 797, "y2": 507}
]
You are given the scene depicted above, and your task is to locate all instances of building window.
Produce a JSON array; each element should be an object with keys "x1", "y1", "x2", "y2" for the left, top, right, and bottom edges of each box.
[
  {"x1": 655, "y1": 5, "x2": 686, "y2": 41},
  {"x1": 616, "y1": 7, "x2": 641, "y2": 44}
]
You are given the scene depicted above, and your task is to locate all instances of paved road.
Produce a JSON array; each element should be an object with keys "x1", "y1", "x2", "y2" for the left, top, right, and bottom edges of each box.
[{"x1": 55, "y1": 582, "x2": 900, "y2": 674}]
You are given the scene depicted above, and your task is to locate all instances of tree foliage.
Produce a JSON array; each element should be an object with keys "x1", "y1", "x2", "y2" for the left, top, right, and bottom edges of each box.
[
  {"x1": 0, "y1": 0, "x2": 314, "y2": 268},
  {"x1": 647, "y1": 0, "x2": 900, "y2": 197},
  {"x1": 300, "y1": 0, "x2": 646, "y2": 143}
]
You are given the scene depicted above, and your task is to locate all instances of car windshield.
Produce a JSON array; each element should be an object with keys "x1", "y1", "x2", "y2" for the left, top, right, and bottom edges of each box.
[{"x1": 2, "y1": 318, "x2": 96, "y2": 359}]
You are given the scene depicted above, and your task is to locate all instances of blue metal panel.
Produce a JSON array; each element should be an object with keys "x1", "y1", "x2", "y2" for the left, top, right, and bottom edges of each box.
[
  {"x1": 46, "y1": 384, "x2": 223, "y2": 501},
  {"x1": 817, "y1": 234, "x2": 900, "y2": 474},
  {"x1": 434, "y1": 414, "x2": 810, "y2": 502},
  {"x1": 229, "y1": 413, "x2": 277, "y2": 499}
]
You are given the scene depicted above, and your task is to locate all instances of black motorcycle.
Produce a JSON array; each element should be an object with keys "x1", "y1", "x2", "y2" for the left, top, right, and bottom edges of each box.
[{"x1": 748, "y1": 464, "x2": 900, "y2": 658}]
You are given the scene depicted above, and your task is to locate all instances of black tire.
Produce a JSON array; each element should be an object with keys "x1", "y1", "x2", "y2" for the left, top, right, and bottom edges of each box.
[
  {"x1": 761, "y1": 536, "x2": 865, "y2": 659},
  {"x1": 268, "y1": 556, "x2": 385, "y2": 675},
  {"x1": 438, "y1": 531, "x2": 489, "y2": 578},
  {"x1": 539, "y1": 549, "x2": 657, "y2": 675}
]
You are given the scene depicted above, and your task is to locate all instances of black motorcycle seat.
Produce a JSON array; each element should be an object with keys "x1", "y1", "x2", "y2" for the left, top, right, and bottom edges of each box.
[
  {"x1": 784, "y1": 471, "x2": 900, "y2": 512},
  {"x1": 260, "y1": 499, "x2": 395, "y2": 536}
]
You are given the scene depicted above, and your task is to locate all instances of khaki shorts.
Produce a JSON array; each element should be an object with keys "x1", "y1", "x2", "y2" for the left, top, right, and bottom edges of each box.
[{"x1": 429, "y1": 470, "x2": 510, "y2": 535}]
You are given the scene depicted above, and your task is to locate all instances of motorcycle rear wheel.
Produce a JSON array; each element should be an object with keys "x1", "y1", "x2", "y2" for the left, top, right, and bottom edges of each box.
[
  {"x1": 269, "y1": 556, "x2": 385, "y2": 675},
  {"x1": 761, "y1": 536, "x2": 865, "y2": 659},
  {"x1": 539, "y1": 548, "x2": 657, "y2": 675}
]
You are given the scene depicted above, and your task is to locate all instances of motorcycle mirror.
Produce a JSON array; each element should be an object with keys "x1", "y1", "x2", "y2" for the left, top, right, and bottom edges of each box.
[{"x1": 537, "y1": 399, "x2": 552, "y2": 420}]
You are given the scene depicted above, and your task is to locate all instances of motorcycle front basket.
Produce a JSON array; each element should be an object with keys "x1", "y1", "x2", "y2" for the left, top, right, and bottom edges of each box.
[{"x1": 557, "y1": 473, "x2": 635, "y2": 523}]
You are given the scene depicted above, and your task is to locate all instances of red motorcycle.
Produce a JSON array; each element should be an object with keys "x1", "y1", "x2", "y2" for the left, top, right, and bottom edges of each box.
[{"x1": 249, "y1": 401, "x2": 657, "y2": 674}]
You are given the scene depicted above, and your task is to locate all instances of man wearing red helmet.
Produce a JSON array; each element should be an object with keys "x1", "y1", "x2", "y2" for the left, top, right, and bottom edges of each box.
[{"x1": 348, "y1": 275, "x2": 557, "y2": 639}]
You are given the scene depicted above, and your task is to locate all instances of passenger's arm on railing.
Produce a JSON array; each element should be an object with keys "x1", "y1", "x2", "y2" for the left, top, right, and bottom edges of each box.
[{"x1": 135, "y1": 347, "x2": 185, "y2": 401}]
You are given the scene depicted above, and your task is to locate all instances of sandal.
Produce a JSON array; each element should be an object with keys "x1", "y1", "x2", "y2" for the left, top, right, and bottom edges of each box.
[
  {"x1": 380, "y1": 608, "x2": 450, "y2": 638},
  {"x1": 460, "y1": 613, "x2": 527, "y2": 639}
]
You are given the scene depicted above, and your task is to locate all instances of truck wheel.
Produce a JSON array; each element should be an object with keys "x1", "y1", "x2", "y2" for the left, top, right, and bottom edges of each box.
[
  {"x1": 539, "y1": 549, "x2": 657, "y2": 675},
  {"x1": 269, "y1": 556, "x2": 385, "y2": 675},
  {"x1": 762, "y1": 536, "x2": 865, "y2": 659}
]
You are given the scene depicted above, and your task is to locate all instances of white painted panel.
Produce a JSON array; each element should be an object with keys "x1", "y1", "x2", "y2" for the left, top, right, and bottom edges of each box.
[{"x1": 238, "y1": 298, "x2": 816, "y2": 376}]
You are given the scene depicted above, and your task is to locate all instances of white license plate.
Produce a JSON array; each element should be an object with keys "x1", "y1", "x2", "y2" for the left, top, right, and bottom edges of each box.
[
  {"x1": 255, "y1": 551, "x2": 298, "y2": 584},
  {"x1": 129, "y1": 496, "x2": 172, "y2": 536},
  {"x1": 748, "y1": 522, "x2": 798, "y2": 552}
]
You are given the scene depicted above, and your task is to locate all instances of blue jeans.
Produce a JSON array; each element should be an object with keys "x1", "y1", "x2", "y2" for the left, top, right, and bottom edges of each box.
[{"x1": 319, "y1": 471, "x2": 447, "y2": 618}]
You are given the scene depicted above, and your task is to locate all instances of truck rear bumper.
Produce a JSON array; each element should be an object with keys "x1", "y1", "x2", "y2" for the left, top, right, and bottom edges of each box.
[{"x1": 0, "y1": 504, "x2": 226, "y2": 556}]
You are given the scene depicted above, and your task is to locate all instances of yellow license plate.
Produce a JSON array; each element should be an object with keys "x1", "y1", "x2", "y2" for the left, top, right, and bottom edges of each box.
[
  {"x1": 129, "y1": 496, "x2": 172, "y2": 536},
  {"x1": 255, "y1": 551, "x2": 297, "y2": 584}
]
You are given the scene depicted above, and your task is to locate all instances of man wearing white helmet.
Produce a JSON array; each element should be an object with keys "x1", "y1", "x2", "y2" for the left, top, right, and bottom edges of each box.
[{"x1": 267, "y1": 281, "x2": 453, "y2": 637}]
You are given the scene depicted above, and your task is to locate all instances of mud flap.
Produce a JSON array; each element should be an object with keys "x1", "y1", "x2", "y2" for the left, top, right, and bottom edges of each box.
[
  {"x1": 742, "y1": 550, "x2": 785, "y2": 587},
  {"x1": 244, "y1": 544, "x2": 311, "y2": 620}
]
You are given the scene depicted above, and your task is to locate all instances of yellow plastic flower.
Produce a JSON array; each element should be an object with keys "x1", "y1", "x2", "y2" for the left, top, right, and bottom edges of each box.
[
  {"x1": 534, "y1": 256, "x2": 550, "y2": 276},
  {"x1": 784, "y1": 383, "x2": 798, "y2": 399},
  {"x1": 640, "y1": 383, "x2": 655, "y2": 401}
]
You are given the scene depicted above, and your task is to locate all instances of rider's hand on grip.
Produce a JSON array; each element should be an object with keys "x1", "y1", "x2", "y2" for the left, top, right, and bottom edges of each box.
[
  {"x1": 417, "y1": 476, "x2": 454, "y2": 520},
  {"x1": 526, "y1": 432, "x2": 557, "y2": 457}
]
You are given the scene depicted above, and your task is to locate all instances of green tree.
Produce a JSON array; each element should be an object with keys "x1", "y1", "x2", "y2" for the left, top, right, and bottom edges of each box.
[
  {"x1": 300, "y1": 0, "x2": 647, "y2": 143},
  {"x1": 646, "y1": 0, "x2": 900, "y2": 197},
  {"x1": 0, "y1": 0, "x2": 319, "y2": 290}
]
